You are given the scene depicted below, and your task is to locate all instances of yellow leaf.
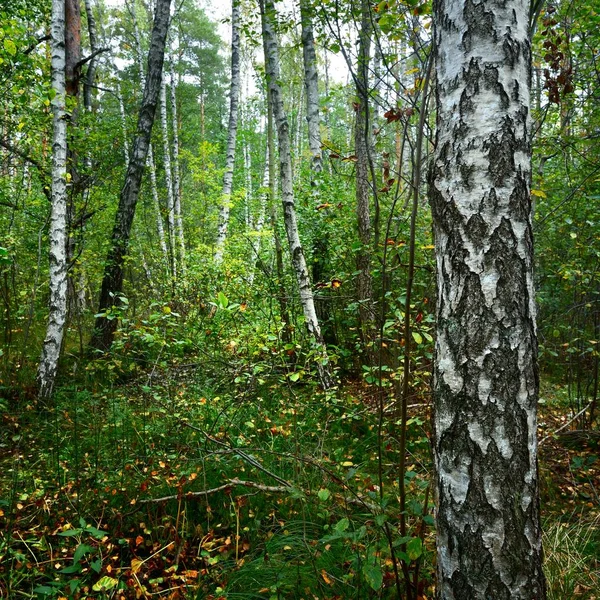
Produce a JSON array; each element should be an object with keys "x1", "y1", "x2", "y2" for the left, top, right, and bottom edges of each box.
[
  {"x1": 131, "y1": 558, "x2": 143, "y2": 574},
  {"x1": 321, "y1": 569, "x2": 333, "y2": 585},
  {"x1": 531, "y1": 189, "x2": 547, "y2": 198},
  {"x1": 405, "y1": 67, "x2": 420, "y2": 76},
  {"x1": 421, "y1": 244, "x2": 435, "y2": 250}
]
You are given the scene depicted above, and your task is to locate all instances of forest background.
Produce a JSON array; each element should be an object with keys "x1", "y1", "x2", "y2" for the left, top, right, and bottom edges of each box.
[{"x1": 0, "y1": 0, "x2": 599, "y2": 598}]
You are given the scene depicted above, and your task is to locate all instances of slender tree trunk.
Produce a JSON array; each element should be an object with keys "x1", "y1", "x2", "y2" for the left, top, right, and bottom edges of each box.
[
  {"x1": 247, "y1": 150, "x2": 268, "y2": 287},
  {"x1": 170, "y1": 62, "x2": 185, "y2": 270},
  {"x1": 214, "y1": 0, "x2": 241, "y2": 262},
  {"x1": 260, "y1": 0, "x2": 333, "y2": 389},
  {"x1": 38, "y1": 0, "x2": 69, "y2": 401},
  {"x1": 160, "y1": 73, "x2": 177, "y2": 280},
  {"x1": 91, "y1": 0, "x2": 171, "y2": 351},
  {"x1": 355, "y1": 0, "x2": 375, "y2": 359},
  {"x1": 430, "y1": 1, "x2": 546, "y2": 597},
  {"x1": 300, "y1": 0, "x2": 335, "y2": 344},
  {"x1": 128, "y1": 0, "x2": 168, "y2": 267},
  {"x1": 266, "y1": 96, "x2": 291, "y2": 344},
  {"x1": 83, "y1": 0, "x2": 98, "y2": 110}
]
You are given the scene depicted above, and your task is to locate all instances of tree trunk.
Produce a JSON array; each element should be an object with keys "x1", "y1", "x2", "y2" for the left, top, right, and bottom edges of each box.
[
  {"x1": 260, "y1": 0, "x2": 333, "y2": 389},
  {"x1": 430, "y1": 1, "x2": 546, "y2": 598},
  {"x1": 170, "y1": 62, "x2": 185, "y2": 271},
  {"x1": 266, "y1": 94, "x2": 291, "y2": 344},
  {"x1": 37, "y1": 0, "x2": 69, "y2": 401},
  {"x1": 355, "y1": 0, "x2": 375, "y2": 359},
  {"x1": 127, "y1": 0, "x2": 169, "y2": 268},
  {"x1": 83, "y1": 0, "x2": 98, "y2": 110},
  {"x1": 160, "y1": 73, "x2": 177, "y2": 280},
  {"x1": 214, "y1": 0, "x2": 241, "y2": 263},
  {"x1": 91, "y1": 0, "x2": 171, "y2": 351}
]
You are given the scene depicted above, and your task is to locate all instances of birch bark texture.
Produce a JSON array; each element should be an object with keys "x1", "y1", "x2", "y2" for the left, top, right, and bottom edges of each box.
[
  {"x1": 430, "y1": 1, "x2": 546, "y2": 598},
  {"x1": 91, "y1": 0, "x2": 171, "y2": 351},
  {"x1": 260, "y1": 0, "x2": 332, "y2": 389},
  {"x1": 214, "y1": 0, "x2": 241, "y2": 263},
  {"x1": 38, "y1": 0, "x2": 68, "y2": 400},
  {"x1": 299, "y1": 0, "x2": 321, "y2": 174}
]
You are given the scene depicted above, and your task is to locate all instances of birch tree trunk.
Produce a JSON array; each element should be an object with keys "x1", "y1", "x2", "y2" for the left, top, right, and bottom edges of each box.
[
  {"x1": 83, "y1": 0, "x2": 98, "y2": 110},
  {"x1": 91, "y1": 0, "x2": 171, "y2": 351},
  {"x1": 300, "y1": 0, "x2": 321, "y2": 173},
  {"x1": 214, "y1": 0, "x2": 241, "y2": 263},
  {"x1": 160, "y1": 73, "x2": 177, "y2": 280},
  {"x1": 430, "y1": 1, "x2": 546, "y2": 597},
  {"x1": 260, "y1": 0, "x2": 333, "y2": 389},
  {"x1": 170, "y1": 63, "x2": 185, "y2": 270},
  {"x1": 355, "y1": 0, "x2": 375, "y2": 359},
  {"x1": 38, "y1": 0, "x2": 69, "y2": 401}
]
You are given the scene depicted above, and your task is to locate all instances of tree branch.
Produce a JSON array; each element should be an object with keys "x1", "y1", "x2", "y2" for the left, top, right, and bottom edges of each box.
[{"x1": 76, "y1": 47, "x2": 110, "y2": 70}]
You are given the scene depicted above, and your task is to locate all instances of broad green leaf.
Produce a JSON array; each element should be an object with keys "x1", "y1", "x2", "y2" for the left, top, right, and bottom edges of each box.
[
  {"x1": 3, "y1": 39, "x2": 16, "y2": 56},
  {"x1": 412, "y1": 331, "x2": 423, "y2": 345},
  {"x1": 334, "y1": 517, "x2": 349, "y2": 533},
  {"x1": 407, "y1": 537, "x2": 423, "y2": 560},
  {"x1": 317, "y1": 488, "x2": 331, "y2": 501},
  {"x1": 363, "y1": 563, "x2": 383, "y2": 591}
]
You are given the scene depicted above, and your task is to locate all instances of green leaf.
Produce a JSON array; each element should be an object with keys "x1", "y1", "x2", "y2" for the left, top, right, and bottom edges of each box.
[
  {"x1": 317, "y1": 488, "x2": 331, "y2": 501},
  {"x1": 73, "y1": 543, "x2": 94, "y2": 563},
  {"x1": 334, "y1": 517, "x2": 349, "y2": 533},
  {"x1": 407, "y1": 537, "x2": 423, "y2": 560},
  {"x1": 217, "y1": 291, "x2": 229, "y2": 309},
  {"x1": 289, "y1": 372, "x2": 300, "y2": 382},
  {"x1": 33, "y1": 585, "x2": 58, "y2": 596},
  {"x1": 3, "y1": 39, "x2": 17, "y2": 56},
  {"x1": 92, "y1": 576, "x2": 118, "y2": 592},
  {"x1": 363, "y1": 563, "x2": 383, "y2": 591},
  {"x1": 412, "y1": 331, "x2": 423, "y2": 345}
]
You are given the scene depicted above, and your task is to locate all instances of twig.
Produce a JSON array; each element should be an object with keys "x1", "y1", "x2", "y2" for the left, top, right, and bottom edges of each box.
[
  {"x1": 139, "y1": 478, "x2": 291, "y2": 503},
  {"x1": 539, "y1": 401, "x2": 593, "y2": 446}
]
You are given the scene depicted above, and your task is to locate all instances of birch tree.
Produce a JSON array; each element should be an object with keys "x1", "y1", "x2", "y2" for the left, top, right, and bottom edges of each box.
[
  {"x1": 355, "y1": 0, "x2": 375, "y2": 358},
  {"x1": 170, "y1": 62, "x2": 185, "y2": 269},
  {"x1": 214, "y1": 0, "x2": 241, "y2": 263},
  {"x1": 260, "y1": 0, "x2": 333, "y2": 389},
  {"x1": 430, "y1": 0, "x2": 546, "y2": 597},
  {"x1": 91, "y1": 0, "x2": 171, "y2": 351},
  {"x1": 160, "y1": 72, "x2": 177, "y2": 279},
  {"x1": 37, "y1": 0, "x2": 68, "y2": 400}
]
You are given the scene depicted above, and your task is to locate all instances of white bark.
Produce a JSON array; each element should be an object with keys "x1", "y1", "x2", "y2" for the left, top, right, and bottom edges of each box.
[
  {"x1": 260, "y1": 0, "x2": 333, "y2": 389},
  {"x1": 170, "y1": 63, "x2": 185, "y2": 270},
  {"x1": 215, "y1": 0, "x2": 241, "y2": 263},
  {"x1": 38, "y1": 0, "x2": 69, "y2": 401},
  {"x1": 160, "y1": 74, "x2": 177, "y2": 279},
  {"x1": 431, "y1": 0, "x2": 545, "y2": 597},
  {"x1": 299, "y1": 0, "x2": 322, "y2": 174}
]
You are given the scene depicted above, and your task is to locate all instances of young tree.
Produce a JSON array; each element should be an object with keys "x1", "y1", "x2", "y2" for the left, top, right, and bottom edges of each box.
[
  {"x1": 37, "y1": 0, "x2": 68, "y2": 400},
  {"x1": 260, "y1": 0, "x2": 333, "y2": 389},
  {"x1": 91, "y1": 0, "x2": 171, "y2": 351},
  {"x1": 430, "y1": 0, "x2": 546, "y2": 597},
  {"x1": 214, "y1": 0, "x2": 241, "y2": 263},
  {"x1": 355, "y1": 0, "x2": 375, "y2": 358}
]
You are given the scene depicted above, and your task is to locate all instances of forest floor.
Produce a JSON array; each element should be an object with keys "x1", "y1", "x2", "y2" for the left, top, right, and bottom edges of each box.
[{"x1": 0, "y1": 370, "x2": 598, "y2": 599}]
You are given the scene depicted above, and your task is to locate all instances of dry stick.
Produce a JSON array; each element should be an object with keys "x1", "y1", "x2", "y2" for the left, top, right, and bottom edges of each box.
[
  {"x1": 139, "y1": 478, "x2": 290, "y2": 503},
  {"x1": 539, "y1": 401, "x2": 594, "y2": 446}
]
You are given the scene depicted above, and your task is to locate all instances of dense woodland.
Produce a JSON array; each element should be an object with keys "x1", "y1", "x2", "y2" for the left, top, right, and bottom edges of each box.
[{"x1": 0, "y1": 0, "x2": 599, "y2": 598}]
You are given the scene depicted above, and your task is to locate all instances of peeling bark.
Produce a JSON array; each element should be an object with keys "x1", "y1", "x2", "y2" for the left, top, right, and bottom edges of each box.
[
  {"x1": 37, "y1": 0, "x2": 69, "y2": 401},
  {"x1": 430, "y1": 1, "x2": 546, "y2": 598},
  {"x1": 260, "y1": 0, "x2": 333, "y2": 389},
  {"x1": 215, "y1": 0, "x2": 241, "y2": 263}
]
